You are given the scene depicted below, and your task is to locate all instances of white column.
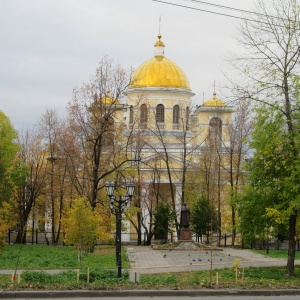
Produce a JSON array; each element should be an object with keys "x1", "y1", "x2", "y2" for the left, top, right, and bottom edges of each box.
[
  {"x1": 122, "y1": 220, "x2": 131, "y2": 242},
  {"x1": 171, "y1": 183, "x2": 182, "y2": 242}
]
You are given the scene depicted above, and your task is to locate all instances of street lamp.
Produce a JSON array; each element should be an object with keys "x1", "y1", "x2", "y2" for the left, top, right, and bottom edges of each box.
[{"x1": 105, "y1": 181, "x2": 135, "y2": 278}]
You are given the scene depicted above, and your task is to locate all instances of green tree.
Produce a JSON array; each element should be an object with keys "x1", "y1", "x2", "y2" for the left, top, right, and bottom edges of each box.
[
  {"x1": 0, "y1": 111, "x2": 19, "y2": 248},
  {"x1": 153, "y1": 201, "x2": 175, "y2": 241},
  {"x1": 238, "y1": 103, "x2": 300, "y2": 271},
  {"x1": 236, "y1": 186, "x2": 272, "y2": 246},
  {"x1": 0, "y1": 201, "x2": 16, "y2": 254},
  {"x1": 0, "y1": 111, "x2": 19, "y2": 205},
  {"x1": 190, "y1": 195, "x2": 217, "y2": 243},
  {"x1": 231, "y1": 0, "x2": 300, "y2": 276}
]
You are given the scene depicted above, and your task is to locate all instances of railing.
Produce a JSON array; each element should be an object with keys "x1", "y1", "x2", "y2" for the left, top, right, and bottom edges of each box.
[
  {"x1": 6, "y1": 229, "x2": 64, "y2": 245},
  {"x1": 6, "y1": 229, "x2": 296, "y2": 250}
]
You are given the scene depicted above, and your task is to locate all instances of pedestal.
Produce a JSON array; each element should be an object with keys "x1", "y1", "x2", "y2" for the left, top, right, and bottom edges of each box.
[{"x1": 179, "y1": 229, "x2": 193, "y2": 242}]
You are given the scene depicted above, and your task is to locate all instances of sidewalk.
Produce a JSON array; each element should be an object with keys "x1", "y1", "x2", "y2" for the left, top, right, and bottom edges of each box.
[{"x1": 128, "y1": 246, "x2": 299, "y2": 274}]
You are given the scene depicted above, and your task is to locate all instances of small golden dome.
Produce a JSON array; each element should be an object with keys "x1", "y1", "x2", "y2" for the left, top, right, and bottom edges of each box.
[
  {"x1": 202, "y1": 92, "x2": 225, "y2": 107},
  {"x1": 102, "y1": 91, "x2": 121, "y2": 105},
  {"x1": 154, "y1": 34, "x2": 165, "y2": 47}
]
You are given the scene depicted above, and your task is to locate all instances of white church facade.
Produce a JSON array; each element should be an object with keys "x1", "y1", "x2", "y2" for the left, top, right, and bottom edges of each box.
[{"x1": 122, "y1": 33, "x2": 233, "y2": 242}]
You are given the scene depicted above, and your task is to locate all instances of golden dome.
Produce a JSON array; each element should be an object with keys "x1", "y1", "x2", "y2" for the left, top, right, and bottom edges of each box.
[
  {"x1": 130, "y1": 57, "x2": 190, "y2": 89},
  {"x1": 129, "y1": 35, "x2": 190, "y2": 90},
  {"x1": 103, "y1": 97, "x2": 120, "y2": 105},
  {"x1": 202, "y1": 92, "x2": 225, "y2": 107}
]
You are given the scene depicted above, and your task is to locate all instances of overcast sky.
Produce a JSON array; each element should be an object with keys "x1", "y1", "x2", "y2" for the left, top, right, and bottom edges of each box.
[{"x1": 1, "y1": 0, "x2": 252, "y2": 131}]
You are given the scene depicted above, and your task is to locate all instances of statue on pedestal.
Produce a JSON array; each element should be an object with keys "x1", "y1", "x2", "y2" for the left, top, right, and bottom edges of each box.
[{"x1": 180, "y1": 202, "x2": 190, "y2": 229}]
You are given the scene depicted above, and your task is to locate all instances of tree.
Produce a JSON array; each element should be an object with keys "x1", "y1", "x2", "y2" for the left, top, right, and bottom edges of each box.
[
  {"x1": 0, "y1": 111, "x2": 19, "y2": 246},
  {"x1": 119, "y1": 99, "x2": 151, "y2": 245},
  {"x1": 0, "y1": 111, "x2": 19, "y2": 205},
  {"x1": 223, "y1": 100, "x2": 252, "y2": 246},
  {"x1": 126, "y1": 166, "x2": 156, "y2": 246},
  {"x1": 144, "y1": 102, "x2": 199, "y2": 240},
  {"x1": 13, "y1": 128, "x2": 48, "y2": 243},
  {"x1": 39, "y1": 108, "x2": 66, "y2": 245},
  {"x1": 190, "y1": 194, "x2": 217, "y2": 243},
  {"x1": 64, "y1": 198, "x2": 100, "y2": 264},
  {"x1": 231, "y1": 0, "x2": 300, "y2": 276},
  {"x1": 0, "y1": 217, "x2": 8, "y2": 254},
  {"x1": 0, "y1": 201, "x2": 16, "y2": 253},
  {"x1": 194, "y1": 130, "x2": 223, "y2": 245},
  {"x1": 67, "y1": 56, "x2": 134, "y2": 209},
  {"x1": 153, "y1": 200, "x2": 175, "y2": 241},
  {"x1": 237, "y1": 104, "x2": 300, "y2": 250},
  {"x1": 236, "y1": 185, "x2": 273, "y2": 247}
]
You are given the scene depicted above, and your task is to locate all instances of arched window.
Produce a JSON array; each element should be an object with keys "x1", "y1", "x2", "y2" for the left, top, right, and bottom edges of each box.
[
  {"x1": 209, "y1": 117, "x2": 222, "y2": 147},
  {"x1": 173, "y1": 105, "x2": 180, "y2": 129},
  {"x1": 129, "y1": 105, "x2": 134, "y2": 124},
  {"x1": 156, "y1": 104, "x2": 165, "y2": 123},
  {"x1": 140, "y1": 104, "x2": 148, "y2": 123},
  {"x1": 173, "y1": 105, "x2": 179, "y2": 123}
]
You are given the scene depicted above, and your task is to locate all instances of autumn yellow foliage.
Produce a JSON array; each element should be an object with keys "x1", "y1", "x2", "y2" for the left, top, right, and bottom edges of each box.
[
  {"x1": 65, "y1": 199, "x2": 96, "y2": 246},
  {"x1": 0, "y1": 202, "x2": 16, "y2": 254},
  {"x1": 63, "y1": 198, "x2": 111, "y2": 252}
]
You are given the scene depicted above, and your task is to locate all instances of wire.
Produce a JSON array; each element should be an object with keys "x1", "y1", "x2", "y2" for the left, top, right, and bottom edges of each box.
[
  {"x1": 151, "y1": 0, "x2": 296, "y2": 27},
  {"x1": 182, "y1": 0, "x2": 284, "y2": 20}
]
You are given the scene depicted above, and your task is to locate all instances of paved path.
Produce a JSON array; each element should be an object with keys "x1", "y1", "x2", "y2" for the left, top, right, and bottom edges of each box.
[
  {"x1": 0, "y1": 246, "x2": 299, "y2": 275},
  {"x1": 0, "y1": 269, "x2": 63, "y2": 275},
  {"x1": 127, "y1": 246, "x2": 300, "y2": 274}
]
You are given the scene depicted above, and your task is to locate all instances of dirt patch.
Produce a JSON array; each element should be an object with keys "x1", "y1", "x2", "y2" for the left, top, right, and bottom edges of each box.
[{"x1": 94, "y1": 248, "x2": 115, "y2": 255}]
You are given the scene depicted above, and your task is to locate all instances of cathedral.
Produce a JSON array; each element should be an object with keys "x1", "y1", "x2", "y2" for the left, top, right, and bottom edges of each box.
[
  {"x1": 13, "y1": 32, "x2": 235, "y2": 246},
  {"x1": 122, "y1": 33, "x2": 233, "y2": 242}
]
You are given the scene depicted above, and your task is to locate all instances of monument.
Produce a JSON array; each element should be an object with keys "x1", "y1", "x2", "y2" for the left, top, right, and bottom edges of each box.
[{"x1": 179, "y1": 202, "x2": 193, "y2": 241}]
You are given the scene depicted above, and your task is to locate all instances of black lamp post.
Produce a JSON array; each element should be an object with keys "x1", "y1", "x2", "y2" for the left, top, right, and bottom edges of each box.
[{"x1": 105, "y1": 181, "x2": 135, "y2": 278}]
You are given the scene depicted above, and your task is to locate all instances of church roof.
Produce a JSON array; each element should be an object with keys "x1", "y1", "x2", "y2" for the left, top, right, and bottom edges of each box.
[
  {"x1": 202, "y1": 92, "x2": 226, "y2": 107},
  {"x1": 101, "y1": 91, "x2": 121, "y2": 105}
]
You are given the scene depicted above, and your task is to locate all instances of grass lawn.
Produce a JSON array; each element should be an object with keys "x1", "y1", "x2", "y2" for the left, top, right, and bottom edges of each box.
[
  {"x1": 1, "y1": 245, "x2": 300, "y2": 290},
  {"x1": 140, "y1": 265, "x2": 300, "y2": 289},
  {"x1": 0, "y1": 244, "x2": 128, "y2": 269},
  {"x1": 254, "y1": 249, "x2": 300, "y2": 259}
]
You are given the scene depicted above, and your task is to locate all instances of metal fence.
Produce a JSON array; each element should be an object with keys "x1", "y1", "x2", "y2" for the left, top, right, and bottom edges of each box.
[
  {"x1": 6, "y1": 229, "x2": 64, "y2": 245},
  {"x1": 6, "y1": 229, "x2": 295, "y2": 250}
]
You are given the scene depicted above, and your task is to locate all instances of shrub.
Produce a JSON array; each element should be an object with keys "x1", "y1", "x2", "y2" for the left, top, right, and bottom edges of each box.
[{"x1": 22, "y1": 270, "x2": 76, "y2": 284}]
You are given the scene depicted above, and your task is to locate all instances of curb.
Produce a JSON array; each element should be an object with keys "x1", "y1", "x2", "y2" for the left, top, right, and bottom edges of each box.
[{"x1": 1, "y1": 289, "x2": 300, "y2": 298}]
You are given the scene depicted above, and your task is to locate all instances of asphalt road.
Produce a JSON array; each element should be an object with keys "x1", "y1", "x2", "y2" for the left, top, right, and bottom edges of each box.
[{"x1": 1, "y1": 296, "x2": 299, "y2": 300}]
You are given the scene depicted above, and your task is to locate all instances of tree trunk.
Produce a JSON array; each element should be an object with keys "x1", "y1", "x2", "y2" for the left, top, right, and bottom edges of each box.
[
  {"x1": 286, "y1": 212, "x2": 297, "y2": 276},
  {"x1": 146, "y1": 231, "x2": 154, "y2": 246},
  {"x1": 15, "y1": 200, "x2": 34, "y2": 244},
  {"x1": 136, "y1": 212, "x2": 142, "y2": 245},
  {"x1": 217, "y1": 154, "x2": 221, "y2": 247},
  {"x1": 50, "y1": 159, "x2": 55, "y2": 245},
  {"x1": 231, "y1": 206, "x2": 236, "y2": 248},
  {"x1": 15, "y1": 225, "x2": 26, "y2": 244}
]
